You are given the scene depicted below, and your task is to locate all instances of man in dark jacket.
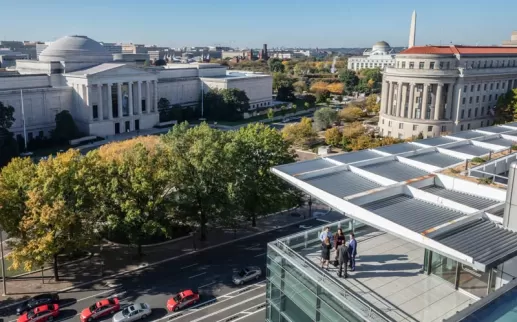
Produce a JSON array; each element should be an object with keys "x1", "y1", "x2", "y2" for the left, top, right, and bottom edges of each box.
[{"x1": 337, "y1": 243, "x2": 349, "y2": 278}]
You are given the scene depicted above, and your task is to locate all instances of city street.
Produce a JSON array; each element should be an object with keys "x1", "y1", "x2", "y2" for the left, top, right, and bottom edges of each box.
[{"x1": 0, "y1": 217, "x2": 334, "y2": 322}]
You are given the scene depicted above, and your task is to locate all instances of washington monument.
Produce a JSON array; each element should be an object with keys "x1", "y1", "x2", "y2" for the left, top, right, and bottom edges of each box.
[{"x1": 409, "y1": 10, "x2": 417, "y2": 48}]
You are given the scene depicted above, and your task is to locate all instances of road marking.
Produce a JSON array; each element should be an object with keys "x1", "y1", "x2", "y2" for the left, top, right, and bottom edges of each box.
[
  {"x1": 150, "y1": 282, "x2": 266, "y2": 322},
  {"x1": 316, "y1": 218, "x2": 331, "y2": 223},
  {"x1": 190, "y1": 294, "x2": 264, "y2": 322},
  {"x1": 254, "y1": 252, "x2": 266, "y2": 258},
  {"x1": 181, "y1": 263, "x2": 198, "y2": 270},
  {"x1": 198, "y1": 281, "x2": 215, "y2": 289},
  {"x1": 189, "y1": 272, "x2": 206, "y2": 279},
  {"x1": 230, "y1": 307, "x2": 266, "y2": 322}
]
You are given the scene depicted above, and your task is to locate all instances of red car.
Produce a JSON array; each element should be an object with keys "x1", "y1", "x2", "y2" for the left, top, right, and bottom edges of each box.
[
  {"x1": 166, "y1": 290, "x2": 200, "y2": 312},
  {"x1": 17, "y1": 304, "x2": 59, "y2": 322},
  {"x1": 80, "y1": 298, "x2": 120, "y2": 322}
]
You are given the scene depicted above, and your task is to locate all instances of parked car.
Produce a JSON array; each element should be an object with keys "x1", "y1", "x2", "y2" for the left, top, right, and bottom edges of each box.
[
  {"x1": 17, "y1": 304, "x2": 59, "y2": 322},
  {"x1": 81, "y1": 298, "x2": 120, "y2": 322},
  {"x1": 232, "y1": 266, "x2": 262, "y2": 285},
  {"x1": 17, "y1": 294, "x2": 60, "y2": 315},
  {"x1": 166, "y1": 289, "x2": 200, "y2": 312},
  {"x1": 112, "y1": 303, "x2": 151, "y2": 322}
]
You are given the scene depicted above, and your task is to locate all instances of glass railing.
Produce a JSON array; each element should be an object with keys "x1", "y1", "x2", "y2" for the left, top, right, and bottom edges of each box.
[{"x1": 269, "y1": 218, "x2": 393, "y2": 322}]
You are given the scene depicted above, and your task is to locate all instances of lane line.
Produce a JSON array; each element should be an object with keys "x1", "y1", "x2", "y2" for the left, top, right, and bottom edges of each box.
[
  {"x1": 181, "y1": 263, "x2": 198, "y2": 270},
  {"x1": 150, "y1": 282, "x2": 266, "y2": 322},
  {"x1": 254, "y1": 252, "x2": 266, "y2": 258},
  {"x1": 198, "y1": 281, "x2": 215, "y2": 289},
  {"x1": 189, "y1": 272, "x2": 206, "y2": 279},
  {"x1": 230, "y1": 307, "x2": 266, "y2": 322},
  {"x1": 316, "y1": 218, "x2": 331, "y2": 223},
  {"x1": 189, "y1": 294, "x2": 264, "y2": 322}
]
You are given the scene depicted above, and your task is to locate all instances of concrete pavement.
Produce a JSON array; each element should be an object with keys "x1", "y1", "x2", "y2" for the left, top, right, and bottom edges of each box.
[{"x1": 0, "y1": 216, "x2": 339, "y2": 322}]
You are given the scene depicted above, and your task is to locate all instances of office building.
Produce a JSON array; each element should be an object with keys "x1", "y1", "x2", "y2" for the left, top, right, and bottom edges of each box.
[
  {"x1": 267, "y1": 122, "x2": 517, "y2": 321},
  {"x1": 347, "y1": 41, "x2": 396, "y2": 71},
  {"x1": 502, "y1": 31, "x2": 517, "y2": 47}
]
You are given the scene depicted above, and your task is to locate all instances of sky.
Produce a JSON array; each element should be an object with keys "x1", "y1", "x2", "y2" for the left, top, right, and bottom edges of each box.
[{"x1": 1, "y1": 0, "x2": 516, "y2": 49}]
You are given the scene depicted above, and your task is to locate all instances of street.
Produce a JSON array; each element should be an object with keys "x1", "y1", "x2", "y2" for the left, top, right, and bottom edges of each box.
[{"x1": 1, "y1": 217, "x2": 331, "y2": 322}]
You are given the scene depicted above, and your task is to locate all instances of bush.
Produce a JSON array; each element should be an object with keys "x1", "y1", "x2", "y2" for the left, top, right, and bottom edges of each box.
[
  {"x1": 471, "y1": 157, "x2": 486, "y2": 164},
  {"x1": 477, "y1": 177, "x2": 493, "y2": 185}
]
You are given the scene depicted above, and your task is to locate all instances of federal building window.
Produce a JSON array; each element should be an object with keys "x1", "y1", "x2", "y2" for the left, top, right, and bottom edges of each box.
[
  {"x1": 427, "y1": 126, "x2": 433, "y2": 132},
  {"x1": 413, "y1": 125, "x2": 418, "y2": 131},
  {"x1": 419, "y1": 62, "x2": 425, "y2": 69},
  {"x1": 430, "y1": 62, "x2": 435, "y2": 69},
  {"x1": 401, "y1": 62, "x2": 406, "y2": 68},
  {"x1": 93, "y1": 105, "x2": 99, "y2": 119},
  {"x1": 409, "y1": 62, "x2": 414, "y2": 69}
]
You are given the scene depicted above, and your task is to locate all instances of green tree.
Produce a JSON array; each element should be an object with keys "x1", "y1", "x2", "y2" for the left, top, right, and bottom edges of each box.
[
  {"x1": 337, "y1": 95, "x2": 344, "y2": 102},
  {"x1": 496, "y1": 89, "x2": 517, "y2": 123},
  {"x1": 293, "y1": 80, "x2": 308, "y2": 94},
  {"x1": 416, "y1": 132, "x2": 424, "y2": 140},
  {"x1": 365, "y1": 94, "x2": 381, "y2": 114},
  {"x1": 268, "y1": 58, "x2": 285, "y2": 73},
  {"x1": 303, "y1": 95, "x2": 316, "y2": 107},
  {"x1": 304, "y1": 102, "x2": 310, "y2": 111},
  {"x1": 276, "y1": 83, "x2": 296, "y2": 102},
  {"x1": 52, "y1": 110, "x2": 79, "y2": 144},
  {"x1": 338, "y1": 70, "x2": 359, "y2": 94},
  {"x1": 325, "y1": 127, "x2": 342, "y2": 146},
  {"x1": 0, "y1": 101, "x2": 15, "y2": 129},
  {"x1": 315, "y1": 89, "x2": 331, "y2": 104},
  {"x1": 280, "y1": 105, "x2": 287, "y2": 116},
  {"x1": 8, "y1": 150, "x2": 98, "y2": 281},
  {"x1": 203, "y1": 88, "x2": 250, "y2": 122},
  {"x1": 281, "y1": 117, "x2": 317, "y2": 148},
  {"x1": 267, "y1": 108, "x2": 275, "y2": 120},
  {"x1": 0, "y1": 101, "x2": 18, "y2": 166},
  {"x1": 339, "y1": 106, "x2": 364, "y2": 122},
  {"x1": 154, "y1": 59, "x2": 167, "y2": 66},
  {"x1": 162, "y1": 122, "x2": 233, "y2": 241},
  {"x1": 227, "y1": 123, "x2": 299, "y2": 227},
  {"x1": 313, "y1": 107, "x2": 338, "y2": 130}
]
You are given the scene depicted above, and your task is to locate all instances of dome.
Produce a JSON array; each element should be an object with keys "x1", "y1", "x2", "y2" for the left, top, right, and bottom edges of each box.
[
  {"x1": 372, "y1": 41, "x2": 391, "y2": 49},
  {"x1": 39, "y1": 35, "x2": 113, "y2": 63}
]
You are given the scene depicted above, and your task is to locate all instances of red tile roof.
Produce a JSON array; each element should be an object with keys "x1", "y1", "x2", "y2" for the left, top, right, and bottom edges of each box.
[{"x1": 400, "y1": 45, "x2": 517, "y2": 55}]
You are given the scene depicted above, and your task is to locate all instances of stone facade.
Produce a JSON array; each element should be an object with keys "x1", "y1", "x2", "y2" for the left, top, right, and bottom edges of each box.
[
  {"x1": 378, "y1": 45, "x2": 517, "y2": 139},
  {"x1": 347, "y1": 41, "x2": 396, "y2": 71}
]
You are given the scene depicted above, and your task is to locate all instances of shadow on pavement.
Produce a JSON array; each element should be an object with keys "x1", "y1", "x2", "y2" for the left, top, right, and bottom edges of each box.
[
  {"x1": 145, "y1": 308, "x2": 167, "y2": 320},
  {"x1": 58, "y1": 309, "x2": 78, "y2": 320},
  {"x1": 59, "y1": 298, "x2": 78, "y2": 309}
]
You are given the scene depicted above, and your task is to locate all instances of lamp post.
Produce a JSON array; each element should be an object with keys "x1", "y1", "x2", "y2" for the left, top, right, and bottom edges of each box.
[
  {"x1": 0, "y1": 230, "x2": 7, "y2": 295},
  {"x1": 308, "y1": 196, "x2": 313, "y2": 219}
]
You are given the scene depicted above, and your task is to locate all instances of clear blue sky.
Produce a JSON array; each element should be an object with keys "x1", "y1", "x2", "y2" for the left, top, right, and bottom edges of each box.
[{"x1": 1, "y1": 0, "x2": 516, "y2": 49}]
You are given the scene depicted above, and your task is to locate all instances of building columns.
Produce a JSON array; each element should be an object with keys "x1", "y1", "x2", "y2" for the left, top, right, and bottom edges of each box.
[
  {"x1": 137, "y1": 81, "x2": 142, "y2": 115},
  {"x1": 117, "y1": 83, "x2": 123, "y2": 118},
  {"x1": 381, "y1": 80, "x2": 389, "y2": 114},
  {"x1": 97, "y1": 84, "x2": 103, "y2": 121},
  {"x1": 400, "y1": 83, "x2": 408, "y2": 117},
  {"x1": 153, "y1": 80, "x2": 158, "y2": 112},
  {"x1": 128, "y1": 82, "x2": 134, "y2": 116},
  {"x1": 421, "y1": 84, "x2": 429, "y2": 120},
  {"x1": 387, "y1": 82, "x2": 394, "y2": 115},
  {"x1": 107, "y1": 83, "x2": 113, "y2": 120},
  {"x1": 146, "y1": 81, "x2": 150, "y2": 113},
  {"x1": 86, "y1": 85, "x2": 93, "y2": 121},
  {"x1": 434, "y1": 83, "x2": 444, "y2": 120},
  {"x1": 408, "y1": 83, "x2": 415, "y2": 118},
  {"x1": 446, "y1": 83, "x2": 454, "y2": 120}
]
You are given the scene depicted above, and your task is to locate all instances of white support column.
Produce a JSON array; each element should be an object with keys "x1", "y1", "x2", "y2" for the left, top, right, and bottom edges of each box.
[
  {"x1": 381, "y1": 80, "x2": 389, "y2": 114},
  {"x1": 97, "y1": 84, "x2": 103, "y2": 121},
  {"x1": 117, "y1": 83, "x2": 123, "y2": 118},
  {"x1": 153, "y1": 80, "x2": 158, "y2": 113},
  {"x1": 446, "y1": 83, "x2": 454, "y2": 120},
  {"x1": 400, "y1": 83, "x2": 408, "y2": 118},
  {"x1": 421, "y1": 84, "x2": 429, "y2": 120},
  {"x1": 86, "y1": 85, "x2": 93, "y2": 121},
  {"x1": 387, "y1": 82, "x2": 394, "y2": 115},
  {"x1": 107, "y1": 83, "x2": 113, "y2": 120},
  {"x1": 128, "y1": 81, "x2": 134, "y2": 116},
  {"x1": 408, "y1": 83, "x2": 415, "y2": 119},
  {"x1": 146, "y1": 81, "x2": 150, "y2": 113},
  {"x1": 137, "y1": 81, "x2": 142, "y2": 115},
  {"x1": 434, "y1": 83, "x2": 444, "y2": 120},
  {"x1": 397, "y1": 82, "x2": 404, "y2": 117}
]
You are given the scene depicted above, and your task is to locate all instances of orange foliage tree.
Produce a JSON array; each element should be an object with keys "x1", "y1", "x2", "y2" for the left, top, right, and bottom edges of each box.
[
  {"x1": 327, "y1": 83, "x2": 345, "y2": 95},
  {"x1": 310, "y1": 81, "x2": 329, "y2": 93}
]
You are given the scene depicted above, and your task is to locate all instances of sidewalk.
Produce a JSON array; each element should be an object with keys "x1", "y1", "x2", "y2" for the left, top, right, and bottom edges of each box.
[{"x1": 0, "y1": 204, "x2": 328, "y2": 303}]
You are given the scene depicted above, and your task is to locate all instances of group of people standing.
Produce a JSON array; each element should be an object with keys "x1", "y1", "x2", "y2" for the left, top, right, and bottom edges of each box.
[{"x1": 319, "y1": 227, "x2": 357, "y2": 279}]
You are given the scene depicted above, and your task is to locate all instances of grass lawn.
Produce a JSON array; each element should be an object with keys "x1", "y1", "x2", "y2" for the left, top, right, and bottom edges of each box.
[{"x1": 2, "y1": 257, "x2": 27, "y2": 277}]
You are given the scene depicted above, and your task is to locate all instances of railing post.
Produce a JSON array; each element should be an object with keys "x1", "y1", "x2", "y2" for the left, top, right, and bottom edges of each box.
[
  {"x1": 465, "y1": 159, "x2": 469, "y2": 170},
  {"x1": 304, "y1": 232, "x2": 308, "y2": 249}
]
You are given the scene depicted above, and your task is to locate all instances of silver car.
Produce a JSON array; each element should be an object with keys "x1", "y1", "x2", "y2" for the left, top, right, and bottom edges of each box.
[
  {"x1": 112, "y1": 303, "x2": 151, "y2": 322},
  {"x1": 232, "y1": 266, "x2": 262, "y2": 285}
]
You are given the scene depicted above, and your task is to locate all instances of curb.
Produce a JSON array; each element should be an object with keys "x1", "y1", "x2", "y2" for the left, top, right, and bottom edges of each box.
[
  {"x1": 5, "y1": 252, "x2": 93, "y2": 279},
  {"x1": 0, "y1": 210, "x2": 329, "y2": 310}
]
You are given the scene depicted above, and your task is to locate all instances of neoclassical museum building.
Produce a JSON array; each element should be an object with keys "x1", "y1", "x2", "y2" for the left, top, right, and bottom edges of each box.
[
  {"x1": 378, "y1": 45, "x2": 517, "y2": 139},
  {"x1": 0, "y1": 35, "x2": 272, "y2": 139}
]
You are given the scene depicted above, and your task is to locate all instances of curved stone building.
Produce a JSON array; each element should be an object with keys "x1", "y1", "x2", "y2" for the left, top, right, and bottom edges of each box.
[
  {"x1": 0, "y1": 35, "x2": 272, "y2": 140},
  {"x1": 347, "y1": 41, "x2": 395, "y2": 71},
  {"x1": 378, "y1": 45, "x2": 517, "y2": 139}
]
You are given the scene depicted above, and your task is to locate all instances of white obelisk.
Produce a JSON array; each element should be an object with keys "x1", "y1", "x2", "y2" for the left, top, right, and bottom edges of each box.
[{"x1": 408, "y1": 10, "x2": 417, "y2": 48}]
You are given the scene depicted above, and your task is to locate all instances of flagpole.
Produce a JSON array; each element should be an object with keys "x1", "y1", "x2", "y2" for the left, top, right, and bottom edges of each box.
[{"x1": 20, "y1": 90, "x2": 27, "y2": 151}]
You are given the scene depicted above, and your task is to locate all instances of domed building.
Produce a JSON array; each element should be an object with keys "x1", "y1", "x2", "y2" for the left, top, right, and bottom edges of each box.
[
  {"x1": 0, "y1": 35, "x2": 272, "y2": 140},
  {"x1": 347, "y1": 41, "x2": 396, "y2": 71}
]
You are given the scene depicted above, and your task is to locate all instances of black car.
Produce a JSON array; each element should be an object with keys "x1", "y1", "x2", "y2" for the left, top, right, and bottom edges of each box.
[{"x1": 16, "y1": 293, "x2": 60, "y2": 315}]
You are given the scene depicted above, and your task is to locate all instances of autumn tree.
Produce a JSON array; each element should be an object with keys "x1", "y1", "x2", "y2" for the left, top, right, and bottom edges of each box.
[
  {"x1": 327, "y1": 83, "x2": 345, "y2": 95},
  {"x1": 348, "y1": 135, "x2": 380, "y2": 151},
  {"x1": 365, "y1": 94, "x2": 381, "y2": 114},
  {"x1": 310, "y1": 81, "x2": 329, "y2": 93},
  {"x1": 496, "y1": 89, "x2": 517, "y2": 123},
  {"x1": 267, "y1": 108, "x2": 274, "y2": 120},
  {"x1": 313, "y1": 107, "x2": 338, "y2": 130},
  {"x1": 282, "y1": 117, "x2": 317, "y2": 148},
  {"x1": 325, "y1": 127, "x2": 342, "y2": 146},
  {"x1": 293, "y1": 80, "x2": 308, "y2": 94},
  {"x1": 342, "y1": 122, "x2": 366, "y2": 139},
  {"x1": 8, "y1": 150, "x2": 99, "y2": 281},
  {"x1": 339, "y1": 106, "x2": 364, "y2": 122}
]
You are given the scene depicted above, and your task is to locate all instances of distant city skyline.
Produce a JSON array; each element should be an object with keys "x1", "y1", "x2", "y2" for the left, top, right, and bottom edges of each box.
[{"x1": 1, "y1": 0, "x2": 516, "y2": 49}]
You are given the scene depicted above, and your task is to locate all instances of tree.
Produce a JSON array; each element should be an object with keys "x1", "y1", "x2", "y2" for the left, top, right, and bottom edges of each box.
[
  {"x1": 272, "y1": 73, "x2": 291, "y2": 91},
  {"x1": 227, "y1": 123, "x2": 299, "y2": 227},
  {"x1": 325, "y1": 127, "x2": 342, "y2": 146},
  {"x1": 313, "y1": 107, "x2": 338, "y2": 130},
  {"x1": 52, "y1": 110, "x2": 79, "y2": 144},
  {"x1": 348, "y1": 134, "x2": 380, "y2": 151},
  {"x1": 276, "y1": 83, "x2": 296, "y2": 102},
  {"x1": 342, "y1": 122, "x2": 366, "y2": 139},
  {"x1": 315, "y1": 89, "x2": 331, "y2": 104},
  {"x1": 361, "y1": 68, "x2": 382, "y2": 88},
  {"x1": 0, "y1": 101, "x2": 18, "y2": 166},
  {"x1": 94, "y1": 138, "x2": 175, "y2": 257},
  {"x1": 338, "y1": 70, "x2": 359, "y2": 94},
  {"x1": 143, "y1": 60, "x2": 150, "y2": 67},
  {"x1": 310, "y1": 81, "x2": 329, "y2": 93},
  {"x1": 293, "y1": 80, "x2": 308, "y2": 94},
  {"x1": 337, "y1": 95, "x2": 343, "y2": 103},
  {"x1": 416, "y1": 132, "x2": 424, "y2": 140},
  {"x1": 8, "y1": 150, "x2": 99, "y2": 281},
  {"x1": 304, "y1": 102, "x2": 310, "y2": 111},
  {"x1": 158, "y1": 98, "x2": 171, "y2": 111},
  {"x1": 267, "y1": 108, "x2": 275, "y2": 120},
  {"x1": 339, "y1": 106, "x2": 364, "y2": 122},
  {"x1": 204, "y1": 88, "x2": 250, "y2": 122},
  {"x1": 302, "y1": 95, "x2": 316, "y2": 107},
  {"x1": 162, "y1": 123, "x2": 233, "y2": 241},
  {"x1": 365, "y1": 94, "x2": 381, "y2": 114},
  {"x1": 496, "y1": 89, "x2": 517, "y2": 123},
  {"x1": 268, "y1": 58, "x2": 285, "y2": 73},
  {"x1": 281, "y1": 117, "x2": 317, "y2": 148},
  {"x1": 327, "y1": 83, "x2": 345, "y2": 95},
  {"x1": 154, "y1": 59, "x2": 167, "y2": 66}
]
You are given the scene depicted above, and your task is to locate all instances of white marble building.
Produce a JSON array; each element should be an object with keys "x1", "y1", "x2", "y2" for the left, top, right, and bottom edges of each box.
[
  {"x1": 0, "y1": 35, "x2": 272, "y2": 140},
  {"x1": 347, "y1": 41, "x2": 396, "y2": 71},
  {"x1": 378, "y1": 45, "x2": 517, "y2": 139}
]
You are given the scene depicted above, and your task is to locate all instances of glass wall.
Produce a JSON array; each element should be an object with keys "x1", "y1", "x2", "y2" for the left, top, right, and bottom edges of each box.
[
  {"x1": 431, "y1": 252, "x2": 458, "y2": 284},
  {"x1": 458, "y1": 264, "x2": 491, "y2": 298}
]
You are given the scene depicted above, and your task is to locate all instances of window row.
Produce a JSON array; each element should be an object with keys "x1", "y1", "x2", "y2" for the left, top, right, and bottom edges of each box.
[
  {"x1": 465, "y1": 59, "x2": 517, "y2": 69},
  {"x1": 462, "y1": 94, "x2": 499, "y2": 105},
  {"x1": 397, "y1": 61, "x2": 451, "y2": 70},
  {"x1": 462, "y1": 81, "x2": 510, "y2": 93}
]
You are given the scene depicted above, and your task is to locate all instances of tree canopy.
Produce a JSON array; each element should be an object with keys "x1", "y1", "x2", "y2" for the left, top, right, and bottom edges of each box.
[
  {"x1": 313, "y1": 107, "x2": 338, "y2": 130},
  {"x1": 338, "y1": 70, "x2": 359, "y2": 94},
  {"x1": 52, "y1": 110, "x2": 80, "y2": 144},
  {"x1": 268, "y1": 58, "x2": 285, "y2": 73},
  {"x1": 203, "y1": 88, "x2": 250, "y2": 121},
  {"x1": 0, "y1": 101, "x2": 18, "y2": 167},
  {"x1": 496, "y1": 89, "x2": 517, "y2": 123},
  {"x1": 281, "y1": 117, "x2": 317, "y2": 148}
]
